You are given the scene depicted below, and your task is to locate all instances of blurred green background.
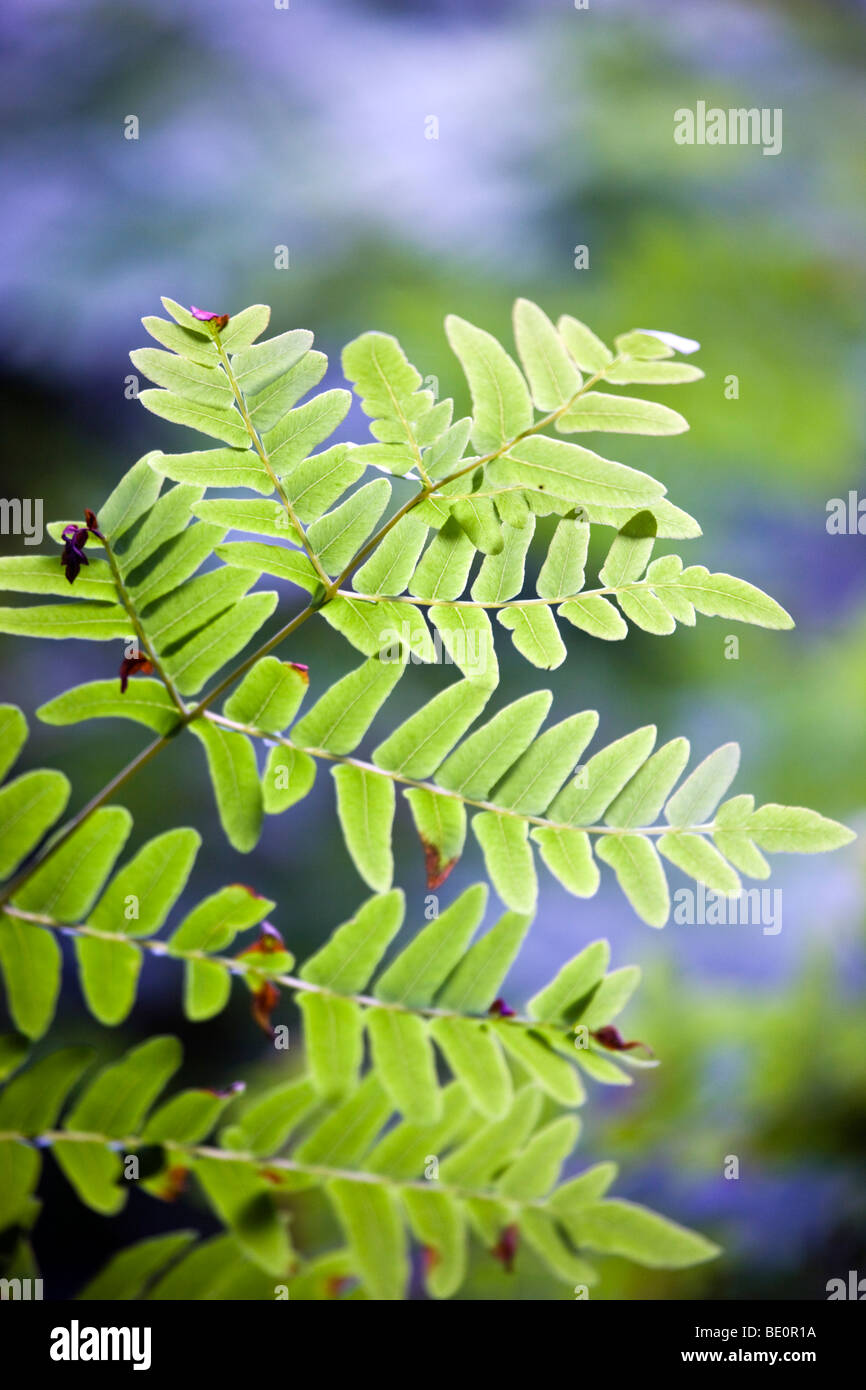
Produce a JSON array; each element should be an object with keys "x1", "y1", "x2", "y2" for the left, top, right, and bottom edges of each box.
[{"x1": 1, "y1": 0, "x2": 864, "y2": 1299}]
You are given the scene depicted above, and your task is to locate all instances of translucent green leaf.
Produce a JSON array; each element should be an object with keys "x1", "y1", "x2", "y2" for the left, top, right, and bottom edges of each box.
[
  {"x1": 494, "y1": 711, "x2": 598, "y2": 814},
  {"x1": 149, "y1": 446, "x2": 271, "y2": 494},
  {"x1": 230, "y1": 1077, "x2": 318, "y2": 1157},
  {"x1": 747, "y1": 804, "x2": 855, "y2": 853},
  {"x1": 605, "y1": 738, "x2": 690, "y2": 829},
  {"x1": 118, "y1": 483, "x2": 204, "y2": 576},
  {"x1": 129, "y1": 522, "x2": 228, "y2": 610},
  {"x1": 0, "y1": 554, "x2": 117, "y2": 602},
  {"x1": 557, "y1": 391, "x2": 688, "y2": 436},
  {"x1": 0, "y1": 1032, "x2": 30, "y2": 1082},
  {"x1": 142, "y1": 315, "x2": 219, "y2": 367},
  {"x1": 614, "y1": 330, "x2": 676, "y2": 360},
  {"x1": 195, "y1": 1157, "x2": 291, "y2": 1276},
  {"x1": 665, "y1": 743, "x2": 740, "y2": 826},
  {"x1": 138, "y1": 389, "x2": 249, "y2": 448},
  {"x1": 262, "y1": 745, "x2": 317, "y2": 813},
  {"x1": 215, "y1": 540, "x2": 319, "y2": 593},
  {"x1": 497, "y1": 604, "x2": 567, "y2": 669},
  {"x1": 13, "y1": 806, "x2": 131, "y2": 920},
  {"x1": 332, "y1": 765, "x2": 395, "y2": 891},
  {"x1": 193, "y1": 497, "x2": 297, "y2": 539},
  {"x1": 248, "y1": 350, "x2": 327, "y2": 434},
  {"x1": 536, "y1": 517, "x2": 589, "y2": 600},
  {"x1": 445, "y1": 314, "x2": 533, "y2": 453},
  {"x1": 519, "y1": 1209, "x2": 598, "y2": 1285},
  {"x1": 471, "y1": 517, "x2": 535, "y2": 603},
  {"x1": 548, "y1": 725, "x2": 656, "y2": 826},
  {"x1": 143, "y1": 1089, "x2": 232, "y2": 1144},
  {"x1": 285, "y1": 444, "x2": 365, "y2": 524},
  {"x1": 617, "y1": 587, "x2": 676, "y2": 635},
  {"x1": 365, "y1": 1081, "x2": 471, "y2": 1179},
  {"x1": 141, "y1": 567, "x2": 255, "y2": 650},
  {"x1": 559, "y1": 593, "x2": 628, "y2": 640},
  {"x1": 557, "y1": 315, "x2": 613, "y2": 373},
  {"x1": 547, "y1": 1161, "x2": 618, "y2": 1218},
  {"x1": 570, "y1": 1199, "x2": 720, "y2": 1269},
  {"x1": 527, "y1": 940, "x2": 610, "y2": 1023},
  {"x1": 75, "y1": 937, "x2": 142, "y2": 1026},
  {"x1": 99, "y1": 454, "x2": 164, "y2": 542},
  {"x1": 427, "y1": 606, "x2": 497, "y2": 682},
  {"x1": 439, "y1": 1085, "x2": 542, "y2": 1185},
  {"x1": 295, "y1": 1074, "x2": 390, "y2": 1167},
  {"x1": 401, "y1": 1187, "x2": 467, "y2": 1298},
  {"x1": 598, "y1": 510, "x2": 657, "y2": 588},
  {"x1": 532, "y1": 827, "x2": 599, "y2": 898},
  {"x1": 404, "y1": 788, "x2": 467, "y2": 888},
  {"x1": 472, "y1": 812, "x2": 537, "y2": 912},
  {"x1": 165, "y1": 591, "x2": 278, "y2": 695},
  {"x1": 423, "y1": 417, "x2": 472, "y2": 480},
  {"x1": 65, "y1": 1037, "x2": 177, "y2": 1136},
  {"x1": 38, "y1": 679, "x2": 179, "y2": 735},
  {"x1": 77, "y1": 1231, "x2": 197, "y2": 1300},
  {"x1": 575, "y1": 1047, "x2": 631, "y2": 1085},
  {"x1": 0, "y1": 602, "x2": 130, "y2": 641},
  {"x1": 675, "y1": 566, "x2": 793, "y2": 629},
  {"x1": 230, "y1": 327, "x2": 312, "y2": 392},
  {"x1": 342, "y1": 331, "x2": 445, "y2": 476},
  {"x1": 435, "y1": 910, "x2": 530, "y2": 1013},
  {"x1": 0, "y1": 769, "x2": 71, "y2": 878},
  {"x1": 492, "y1": 437, "x2": 665, "y2": 510},
  {"x1": 130, "y1": 348, "x2": 233, "y2": 408},
  {"x1": 375, "y1": 884, "x2": 487, "y2": 1006},
  {"x1": 0, "y1": 1052, "x2": 93, "y2": 1178},
  {"x1": 52, "y1": 1140, "x2": 124, "y2": 1215},
  {"x1": 190, "y1": 721, "x2": 263, "y2": 853},
  {"x1": 307, "y1": 479, "x2": 391, "y2": 573},
  {"x1": 327, "y1": 1178, "x2": 408, "y2": 1300},
  {"x1": 499, "y1": 1116, "x2": 578, "y2": 1199},
  {"x1": 495, "y1": 1025, "x2": 584, "y2": 1106},
  {"x1": 266, "y1": 389, "x2": 352, "y2": 476},
  {"x1": 300, "y1": 890, "x2": 405, "y2": 992},
  {"x1": 170, "y1": 884, "x2": 273, "y2": 952},
  {"x1": 450, "y1": 493, "x2": 503, "y2": 555},
  {"x1": 513, "y1": 299, "x2": 581, "y2": 410},
  {"x1": 353, "y1": 514, "x2": 429, "y2": 595},
  {"x1": 409, "y1": 516, "x2": 476, "y2": 601},
  {"x1": 223, "y1": 657, "x2": 308, "y2": 733},
  {"x1": 658, "y1": 832, "x2": 741, "y2": 895},
  {"x1": 605, "y1": 360, "x2": 703, "y2": 385},
  {"x1": 712, "y1": 829, "x2": 770, "y2": 880},
  {"x1": 298, "y1": 993, "x2": 364, "y2": 1100},
  {"x1": 218, "y1": 304, "x2": 273, "y2": 354},
  {"x1": 596, "y1": 835, "x2": 669, "y2": 927},
  {"x1": 437, "y1": 691, "x2": 551, "y2": 799},
  {"x1": 579, "y1": 966, "x2": 641, "y2": 1029},
  {"x1": 146, "y1": 1232, "x2": 273, "y2": 1300},
  {"x1": 292, "y1": 655, "x2": 403, "y2": 755},
  {"x1": 367, "y1": 1008, "x2": 441, "y2": 1124},
  {"x1": 0, "y1": 914, "x2": 61, "y2": 1040},
  {"x1": 428, "y1": 1017, "x2": 512, "y2": 1119}
]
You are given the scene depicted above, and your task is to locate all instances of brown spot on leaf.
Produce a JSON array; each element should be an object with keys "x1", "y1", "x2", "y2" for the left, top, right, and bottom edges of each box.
[
  {"x1": 491, "y1": 1224, "x2": 519, "y2": 1273},
  {"x1": 153, "y1": 1165, "x2": 189, "y2": 1203},
  {"x1": 422, "y1": 840, "x2": 458, "y2": 890},
  {"x1": 119, "y1": 653, "x2": 153, "y2": 693},
  {"x1": 592, "y1": 1025, "x2": 650, "y2": 1055},
  {"x1": 251, "y1": 979, "x2": 280, "y2": 1037}
]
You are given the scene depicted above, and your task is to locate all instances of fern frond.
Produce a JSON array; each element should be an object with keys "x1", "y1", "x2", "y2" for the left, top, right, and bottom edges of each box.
[
  {"x1": 1, "y1": 843, "x2": 650, "y2": 1110},
  {"x1": 0, "y1": 1036, "x2": 719, "y2": 1299},
  {"x1": 196, "y1": 670, "x2": 853, "y2": 920}
]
